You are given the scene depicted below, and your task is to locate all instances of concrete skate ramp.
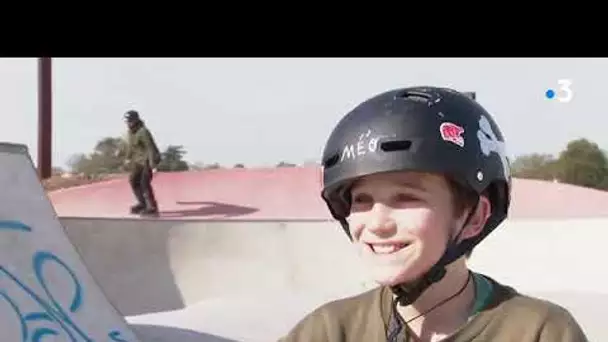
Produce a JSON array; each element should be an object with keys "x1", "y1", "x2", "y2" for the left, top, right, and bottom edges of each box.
[
  {"x1": 60, "y1": 219, "x2": 371, "y2": 317},
  {"x1": 59, "y1": 216, "x2": 608, "y2": 341},
  {"x1": 0, "y1": 143, "x2": 139, "y2": 341}
]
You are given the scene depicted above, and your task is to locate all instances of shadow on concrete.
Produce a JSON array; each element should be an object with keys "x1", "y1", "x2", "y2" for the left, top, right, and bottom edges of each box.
[
  {"x1": 160, "y1": 201, "x2": 258, "y2": 218},
  {"x1": 131, "y1": 324, "x2": 241, "y2": 342}
]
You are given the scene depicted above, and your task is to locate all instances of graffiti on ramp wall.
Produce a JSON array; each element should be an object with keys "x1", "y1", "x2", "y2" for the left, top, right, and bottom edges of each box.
[
  {"x1": 0, "y1": 143, "x2": 139, "y2": 342},
  {"x1": 0, "y1": 220, "x2": 130, "y2": 341}
]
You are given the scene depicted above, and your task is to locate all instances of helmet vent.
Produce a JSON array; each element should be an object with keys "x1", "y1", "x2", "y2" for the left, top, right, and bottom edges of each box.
[
  {"x1": 381, "y1": 140, "x2": 412, "y2": 152},
  {"x1": 322, "y1": 153, "x2": 340, "y2": 169},
  {"x1": 396, "y1": 90, "x2": 433, "y2": 103}
]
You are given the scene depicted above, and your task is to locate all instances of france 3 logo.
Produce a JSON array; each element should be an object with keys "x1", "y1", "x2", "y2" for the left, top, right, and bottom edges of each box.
[{"x1": 545, "y1": 79, "x2": 573, "y2": 103}]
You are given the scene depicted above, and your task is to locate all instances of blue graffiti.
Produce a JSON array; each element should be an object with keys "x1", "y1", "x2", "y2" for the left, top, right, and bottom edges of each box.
[
  {"x1": 0, "y1": 220, "x2": 131, "y2": 341},
  {"x1": 0, "y1": 220, "x2": 31, "y2": 232}
]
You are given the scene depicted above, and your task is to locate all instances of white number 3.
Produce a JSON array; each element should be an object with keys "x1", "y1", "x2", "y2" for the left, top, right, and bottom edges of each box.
[{"x1": 556, "y1": 79, "x2": 573, "y2": 103}]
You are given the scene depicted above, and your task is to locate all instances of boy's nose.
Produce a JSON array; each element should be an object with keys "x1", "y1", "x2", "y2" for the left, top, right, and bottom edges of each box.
[{"x1": 365, "y1": 203, "x2": 397, "y2": 235}]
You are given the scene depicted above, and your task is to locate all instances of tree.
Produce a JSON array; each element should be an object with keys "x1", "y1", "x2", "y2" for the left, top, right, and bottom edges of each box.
[
  {"x1": 67, "y1": 153, "x2": 87, "y2": 172},
  {"x1": 94, "y1": 137, "x2": 126, "y2": 157},
  {"x1": 91, "y1": 137, "x2": 127, "y2": 174},
  {"x1": 276, "y1": 161, "x2": 296, "y2": 167},
  {"x1": 156, "y1": 145, "x2": 190, "y2": 172},
  {"x1": 66, "y1": 137, "x2": 190, "y2": 176},
  {"x1": 204, "y1": 163, "x2": 221, "y2": 170},
  {"x1": 67, "y1": 136, "x2": 128, "y2": 176},
  {"x1": 190, "y1": 162, "x2": 205, "y2": 170},
  {"x1": 556, "y1": 138, "x2": 608, "y2": 190},
  {"x1": 511, "y1": 153, "x2": 558, "y2": 180},
  {"x1": 51, "y1": 167, "x2": 65, "y2": 176}
]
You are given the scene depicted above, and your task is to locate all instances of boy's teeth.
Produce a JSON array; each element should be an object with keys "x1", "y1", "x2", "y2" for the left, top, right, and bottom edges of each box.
[{"x1": 372, "y1": 244, "x2": 401, "y2": 254}]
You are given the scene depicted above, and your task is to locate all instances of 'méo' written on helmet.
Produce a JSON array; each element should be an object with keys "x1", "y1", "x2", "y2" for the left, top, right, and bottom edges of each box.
[{"x1": 320, "y1": 86, "x2": 512, "y2": 301}]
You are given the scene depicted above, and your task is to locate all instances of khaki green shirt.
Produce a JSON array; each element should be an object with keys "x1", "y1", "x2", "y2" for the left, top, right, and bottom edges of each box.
[
  {"x1": 279, "y1": 274, "x2": 588, "y2": 342},
  {"x1": 126, "y1": 125, "x2": 161, "y2": 168}
]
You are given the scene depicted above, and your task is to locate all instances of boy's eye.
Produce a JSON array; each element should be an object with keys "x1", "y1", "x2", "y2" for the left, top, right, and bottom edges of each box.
[
  {"x1": 352, "y1": 193, "x2": 373, "y2": 204},
  {"x1": 394, "y1": 193, "x2": 418, "y2": 202}
]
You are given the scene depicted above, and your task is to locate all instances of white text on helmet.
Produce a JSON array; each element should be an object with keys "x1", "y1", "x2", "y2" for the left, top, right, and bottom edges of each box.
[{"x1": 340, "y1": 130, "x2": 380, "y2": 162}]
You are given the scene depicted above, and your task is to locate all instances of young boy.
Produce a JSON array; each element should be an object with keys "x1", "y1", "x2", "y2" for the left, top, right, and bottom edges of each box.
[{"x1": 279, "y1": 87, "x2": 588, "y2": 341}]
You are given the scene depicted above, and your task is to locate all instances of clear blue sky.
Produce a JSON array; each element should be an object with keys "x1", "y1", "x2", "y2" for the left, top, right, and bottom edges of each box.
[{"x1": 0, "y1": 58, "x2": 604, "y2": 169}]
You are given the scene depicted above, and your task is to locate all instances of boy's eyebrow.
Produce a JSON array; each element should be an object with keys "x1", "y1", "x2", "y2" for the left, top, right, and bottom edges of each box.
[
  {"x1": 395, "y1": 179, "x2": 429, "y2": 192},
  {"x1": 350, "y1": 175, "x2": 431, "y2": 192}
]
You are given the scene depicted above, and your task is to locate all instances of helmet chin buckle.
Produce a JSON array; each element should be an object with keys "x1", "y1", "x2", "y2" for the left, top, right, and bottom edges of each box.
[
  {"x1": 390, "y1": 206, "x2": 476, "y2": 307},
  {"x1": 391, "y1": 265, "x2": 447, "y2": 306}
]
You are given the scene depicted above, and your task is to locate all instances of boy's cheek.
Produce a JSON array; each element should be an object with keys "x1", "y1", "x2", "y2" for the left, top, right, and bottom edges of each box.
[
  {"x1": 345, "y1": 216, "x2": 363, "y2": 237},
  {"x1": 348, "y1": 226, "x2": 362, "y2": 242}
]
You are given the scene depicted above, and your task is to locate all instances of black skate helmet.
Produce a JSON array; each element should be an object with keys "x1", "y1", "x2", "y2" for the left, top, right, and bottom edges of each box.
[
  {"x1": 124, "y1": 110, "x2": 140, "y2": 122},
  {"x1": 320, "y1": 86, "x2": 511, "y2": 305}
]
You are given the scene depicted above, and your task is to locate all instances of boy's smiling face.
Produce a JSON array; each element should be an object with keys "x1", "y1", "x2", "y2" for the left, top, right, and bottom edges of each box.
[{"x1": 346, "y1": 171, "x2": 490, "y2": 286}]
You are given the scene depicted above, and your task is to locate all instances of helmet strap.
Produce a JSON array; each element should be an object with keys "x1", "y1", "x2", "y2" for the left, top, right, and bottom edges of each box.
[{"x1": 391, "y1": 197, "x2": 480, "y2": 307}]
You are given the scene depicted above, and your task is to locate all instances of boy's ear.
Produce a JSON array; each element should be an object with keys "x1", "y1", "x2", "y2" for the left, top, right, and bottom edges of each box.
[{"x1": 459, "y1": 195, "x2": 492, "y2": 241}]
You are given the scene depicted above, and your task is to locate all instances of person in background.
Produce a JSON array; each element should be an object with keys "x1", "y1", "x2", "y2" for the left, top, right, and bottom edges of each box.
[{"x1": 124, "y1": 109, "x2": 161, "y2": 216}]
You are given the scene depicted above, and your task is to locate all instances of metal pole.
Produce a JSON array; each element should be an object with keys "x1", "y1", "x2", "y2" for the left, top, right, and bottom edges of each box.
[{"x1": 38, "y1": 57, "x2": 52, "y2": 179}]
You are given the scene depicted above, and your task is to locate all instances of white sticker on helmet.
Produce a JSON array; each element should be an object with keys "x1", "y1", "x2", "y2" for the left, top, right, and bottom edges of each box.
[{"x1": 477, "y1": 116, "x2": 510, "y2": 178}]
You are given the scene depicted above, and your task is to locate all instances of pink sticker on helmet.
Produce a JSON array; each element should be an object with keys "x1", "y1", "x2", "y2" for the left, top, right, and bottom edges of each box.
[{"x1": 440, "y1": 122, "x2": 465, "y2": 147}]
